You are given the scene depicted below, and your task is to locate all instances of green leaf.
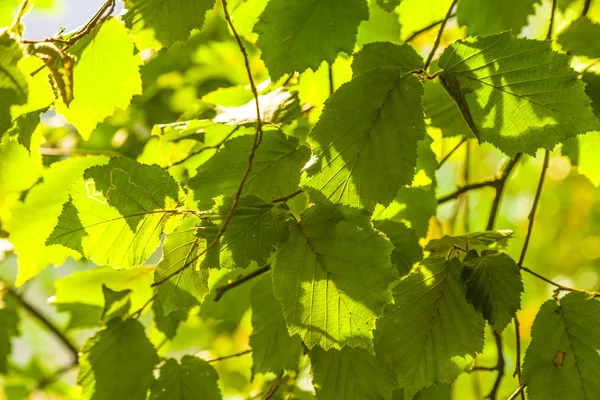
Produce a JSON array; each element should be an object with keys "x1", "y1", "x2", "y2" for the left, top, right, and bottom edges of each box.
[
  {"x1": 351, "y1": 42, "x2": 424, "y2": 76},
  {"x1": 0, "y1": 32, "x2": 27, "y2": 134},
  {"x1": 373, "y1": 219, "x2": 423, "y2": 277},
  {"x1": 425, "y1": 230, "x2": 514, "y2": 256},
  {"x1": 101, "y1": 285, "x2": 132, "y2": 323},
  {"x1": 254, "y1": 0, "x2": 369, "y2": 79},
  {"x1": 462, "y1": 251, "x2": 523, "y2": 332},
  {"x1": 123, "y1": 0, "x2": 216, "y2": 47},
  {"x1": 438, "y1": 32, "x2": 600, "y2": 156},
  {"x1": 273, "y1": 202, "x2": 398, "y2": 350},
  {"x1": 78, "y1": 318, "x2": 159, "y2": 400},
  {"x1": 303, "y1": 68, "x2": 427, "y2": 210},
  {"x1": 423, "y1": 80, "x2": 472, "y2": 137},
  {"x1": 564, "y1": 131, "x2": 600, "y2": 186},
  {"x1": 3, "y1": 108, "x2": 44, "y2": 150},
  {"x1": 375, "y1": 258, "x2": 484, "y2": 395},
  {"x1": 190, "y1": 130, "x2": 310, "y2": 209},
  {"x1": 5, "y1": 156, "x2": 108, "y2": 286},
  {"x1": 0, "y1": 292, "x2": 19, "y2": 374},
  {"x1": 155, "y1": 215, "x2": 216, "y2": 314},
  {"x1": 250, "y1": 274, "x2": 302, "y2": 376},
  {"x1": 309, "y1": 347, "x2": 397, "y2": 400},
  {"x1": 55, "y1": 18, "x2": 142, "y2": 139},
  {"x1": 0, "y1": 137, "x2": 42, "y2": 217},
  {"x1": 456, "y1": 0, "x2": 540, "y2": 36},
  {"x1": 47, "y1": 157, "x2": 181, "y2": 269},
  {"x1": 152, "y1": 300, "x2": 189, "y2": 340},
  {"x1": 376, "y1": 0, "x2": 400, "y2": 12},
  {"x1": 52, "y1": 266, "x2": 155, "y2": 329},
  {"x1": 150, "y1": 356, "x2": 222, "y2": 400},
  {"x1": 558, "y1": 17, "x2": 600, "y2": 59},
  {"x1": 217, "y1": 195, "x2": 290, "y2": 268},
  {"x1": 523, "y1": 293, "x2": 600, "y2": 400}
]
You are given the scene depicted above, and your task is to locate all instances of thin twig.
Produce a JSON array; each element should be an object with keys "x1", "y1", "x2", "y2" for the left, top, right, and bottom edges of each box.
[
  {"x1": 582, "y1": 0, "x2": 592, "y2": 16},
  {"x1": 328, "y1": 63, "x2": 334, "y2": 96},
  {"x1": 437, "y1": 137, "x2": 467, "y2": 169},
  {"x1": 129, "y1": 292, "x2": 157, "y2": 319},
  {"x1": 10, "y1": 0, "x2": 30, "y2": 37},
  {"x1": 207, "y1": 349, "x2": 252, "y2": 363},
  {"x1": 487, "y1": 331, "x2": 505, "y2": 399},
  {"x1": 507, "y1": 383, "x2": 527, "y2": 400},
  {"x1": 271, "y1": 189, "x2": 304, "y2": 203},
  {"x1": 214, "y1": 265, "x2": 271, "y2": 301},
  {"x1": 424, "y1": 0, "x2": 458, "y2": 70},
  {"x1": 463, "y1": 139, "x2": 471, "y2": 232},
  {"x1": 405, "y1": 13, "x2": 456, "y2": 42},
  {"x1": 520, "y1": 266, "x2": 600, "y2": 296},
  {"x1": 513, "y1": 316, "x2": 525, "y2": 400},
  {"x1": 486, "y1": 154, "x2": 522, "y2": 230},
  {"x1": 547, "y1": 0, "x2": 558, "y2": 40},
  {"x1": 262, "y1": 370, "x2": 285, "y2": 400},
  {"x1": 6, "y1": 287, "x2": 79, "y2": 362},
  {"x1": 168, "y1": 125, "x2": 240, "y2": 168},
  {"x1": 437, "y1": 178, "x2": 499, "y2": 204},
  {"x1": 472, "y1": 365, "x2": 497, "y2": 371},
  {"x1": 153, "y1": 0, "x2": 264, "y2": 288},
  {"x1": 37, "y1": 362, "x2": 78, "y2": 389},
  {"x1": 518, "y1": 150, "x2": 549, "y2": 267}
]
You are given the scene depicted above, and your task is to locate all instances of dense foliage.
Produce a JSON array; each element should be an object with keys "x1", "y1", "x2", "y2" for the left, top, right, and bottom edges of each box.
[{"x1": 1, "y1": 0, "x2": 600, "y2": 399}]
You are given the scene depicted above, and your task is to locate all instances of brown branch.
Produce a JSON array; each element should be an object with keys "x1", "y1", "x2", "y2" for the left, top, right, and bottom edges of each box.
[
  {"x1": 513, "y1": 316, "x2": 525, "y2": 400},
  {"x1": 507, "y1": 384, "x2": 527, "y2": 400},
  {"x1": 437, "y1": 137, "x2": 467, "y2": 169},
  {"x1": 472, "y1": 365, "x2": 497, "y2": 372},
  {"x1": 424, "y1": 0, "x2": 458, "y2": 70},
  {"x1": 262, "y1": 370, "x2": 284, "y2": 400},
  {"x1": 520, "y1": 266, "x2": 600, "y2": 297},
  {"x1": 486, "y1": 331, "x2": 505, "y2": 399},
  {"x1": 39, "y1": 147, "x2": 122, "y2": 157},
  {"x1": 207, "y1": 349, "x2": 252, "y2": 363},
  {"x1": 214, "y1": 265, "x2": 271, "y2": 302},
  {"x1": 486, "y1": 154, "x2": 522, "y2": 230},
  {"x1": 37, "y1": 362, "x2": 78, "y2": 389},
  {"x1": 271, "y1": 189, "x2": 304, "y2": 203},
  {"x1": 547, "y1": 0, "x2": 558, "y2": 40},
  {"x1": 328, "y1": 63, "x2": 334, "y2": 96},
  {"x1": 582, "y1": 0, "x2": 592, "y2": 16},
  {"x1": 518, "y1": 150, "x2": 549, "y2": 267},
  {"x1": 6, "y1": 287, "x2": 79, "y2": 363},
  {"x1": 153, "y1": 0, "x2": 264, "y2": 288},
  {"x1": 405, "y1": 13, "x2": 456, "y2": 43},
  {"x1": 437, "y1": 178, "x2": 499, "y2": 204},
  {"x1": 168, "y1": 125, "x2": 240, "y2": 168}
]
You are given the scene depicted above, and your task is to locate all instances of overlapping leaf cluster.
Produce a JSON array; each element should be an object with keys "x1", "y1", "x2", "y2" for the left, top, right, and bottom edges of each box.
[{"x1": 1, "y1": 0, "x2": 600, "y2": 399}]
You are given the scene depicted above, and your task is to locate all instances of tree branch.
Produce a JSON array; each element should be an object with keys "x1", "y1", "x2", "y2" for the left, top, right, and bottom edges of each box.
[
  {"x1": 486, "y1": 331, "x2": 505, "y2": 399},
  {"x1": 168, "y1": 125, "x2": 240, "y2": 168},
  {"x1": 271, "y1": 189, "x2": 304, "y2": 203},
  {"x1": 424, "y1": 0, "x2": 458, "y2": 70},
  {"x1": 37, "y1": 362, "x2": 78, "y2": 389},
  {"x1": 405, "y1": 13, "x2": 456, "y2": 43},
  {"x1": 207, "y1": 349, "x2": 252, "y2": 363},
  {"x1": 547, "y1": 0, "x2": 558, "y2": 40},
  {"x1": 437, "y1": 178, "x2": 499, "y2": 204},
  {"x1": 153, "y1": 0, "x2": 264, "y2": 288},
  {"x1": 214, "y1": 265, "x2": 271, "y2": 301},
  {"x1": 518, "y1": 150, "x2": 549, "y2": 267},
  {"x1": 6, "y1": 287, "x2": 79, "y2": 363},
  {"x1": 582, "y1": 0, "x2": 592, "y2": 16},
  {"x1": 486, "y1": 154, "x2": 522, "y2": 230},
  {"x1": 513, "y1": 316, "x2": 525, "y2": 400},
  {"x1": 437, "y1": 137, "x2": 467, "y2": 170}
]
